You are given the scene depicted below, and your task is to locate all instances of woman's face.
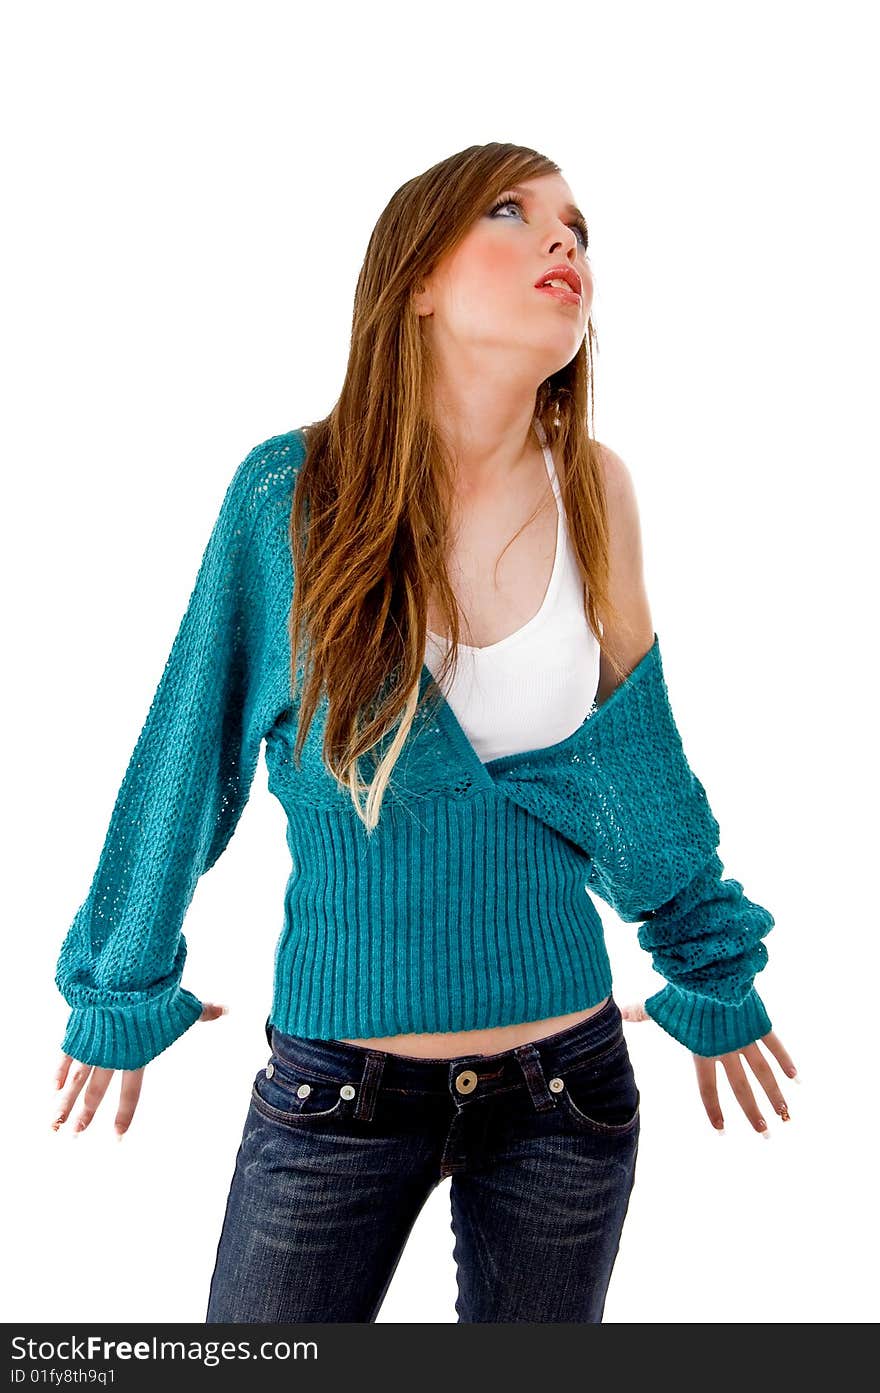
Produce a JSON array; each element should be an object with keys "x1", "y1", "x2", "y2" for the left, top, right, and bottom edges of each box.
[{"x1": 414, "y1": 172, "x2": 593, "y2": 381}]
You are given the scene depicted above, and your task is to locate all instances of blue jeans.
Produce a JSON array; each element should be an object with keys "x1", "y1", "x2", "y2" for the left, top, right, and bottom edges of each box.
[{"x1": 205, "y1": 994, "x2": 640, "y2": 1323}]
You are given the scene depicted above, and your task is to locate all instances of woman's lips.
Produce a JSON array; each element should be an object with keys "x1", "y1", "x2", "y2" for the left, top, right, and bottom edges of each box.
[{"x1": 535, "y1": 284, "x2": 581, "y2": 306}]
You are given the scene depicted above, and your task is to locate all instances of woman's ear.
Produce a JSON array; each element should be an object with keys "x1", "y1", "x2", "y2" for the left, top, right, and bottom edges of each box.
[{"x1": 412, "y1": 279, "x2": 433, "y2": 316}]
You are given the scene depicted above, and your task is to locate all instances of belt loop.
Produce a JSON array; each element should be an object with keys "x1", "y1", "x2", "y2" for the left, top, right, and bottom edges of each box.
[
  {"x1": 513, "y1": 1042, "x2": 556, "y2": 1112},
  {"x1": 353, "y1": 1051, "x2": 385, "y2": 1122},
  {"x1": 264, "y1": 1016, "x2": 274, "y2": 1050}
]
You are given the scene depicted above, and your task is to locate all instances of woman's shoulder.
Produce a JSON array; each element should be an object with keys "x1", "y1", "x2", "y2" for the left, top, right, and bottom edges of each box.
[
  {"x1": 227, "y1": 427, "x2": 307, "y2": 517},
  {"x1": 594, "y1": 439, "x2": 634, "y2": 501},
  {"x1": 594, "y1": 439, "x2": 647, "y2": 559},
  {"x1": 593, "y1": 439, "x2": 655, "y2": 688},
  {"x1": 242, "y1": 425, "x2": 307, "y2": 482}
]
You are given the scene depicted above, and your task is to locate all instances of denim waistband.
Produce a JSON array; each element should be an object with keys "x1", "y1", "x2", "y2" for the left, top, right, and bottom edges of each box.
[{"x1": 263, "y1": 996, "x2": 624, "y2": 1105}]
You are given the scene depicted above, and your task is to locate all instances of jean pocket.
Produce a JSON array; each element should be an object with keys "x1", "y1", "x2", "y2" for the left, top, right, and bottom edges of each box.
[
  {"x1": 554, "y1": 1036, "x2": 641, "y2": 1137},
  {"x1": 249, "y1": 1052, "x2": 357, "y2": 1128}
]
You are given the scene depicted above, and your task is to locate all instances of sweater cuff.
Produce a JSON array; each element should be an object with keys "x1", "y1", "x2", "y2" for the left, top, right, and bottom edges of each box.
[
  {"x1": 59, "y1": 986, "x2": 204, "y2": 1071},
  {"x1": 643, "y1": 983, "x2": 772, "y2": 1057}
]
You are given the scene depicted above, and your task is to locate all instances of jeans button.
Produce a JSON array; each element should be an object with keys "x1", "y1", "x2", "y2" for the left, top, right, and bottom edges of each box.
[
  {"x1": 265, "y1": 1063, "x2": 275, "y2": 1078},
  {"x1": 455, "y1": 1069, "x2": 478, "y2": 1094},
  {"x1": 548, "y1": 1076, "x2": 564, "y2": 1092},
  {"x1": 296, "y1": 1083, "x2": 311, "y2": 1098},
  {"x1": 340, "y1": 1084, "x2": 356, "y2": 1100}
]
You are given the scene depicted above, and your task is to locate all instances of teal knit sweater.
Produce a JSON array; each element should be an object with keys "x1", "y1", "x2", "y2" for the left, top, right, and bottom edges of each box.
[{"x1": 55, "y1": 428, "x2": 774, "y2": 1070}]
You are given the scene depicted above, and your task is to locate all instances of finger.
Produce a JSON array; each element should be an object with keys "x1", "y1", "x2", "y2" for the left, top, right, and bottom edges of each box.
[
  {"x1": 70, "y1": 1068, "x2": 115, "y2": 1135},
  {"x1": 721, "y1": 1053, "x2": 770, "y2": 1134},
  {"x1": 114, "y1": 1069, "x2": 145, "y2": 1140},
  {"x1": 54, "y1": 1054, "x2": 73, "y2": 1092},
  {"x1": 619, "y1": 1002, "x2": 649, "y2": 1022},
  {"x1": 692, "y1": 1055, "x2": 725, "y2": 1130},
  {"x1": 51, "y1": 1059, "x2": 95, "y2": 1132},
  {"x1": 740, "y1": 1042, "x2": 791, "y2": 1121},
  {"x1": 199, "y1": 1003, "x2": 229, "y2": 1022},
  {"x1": 758, "y1": 1029, "x2": 798, "y2": 1081}
]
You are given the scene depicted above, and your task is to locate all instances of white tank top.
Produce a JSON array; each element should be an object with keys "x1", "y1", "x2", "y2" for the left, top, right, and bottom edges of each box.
[{"x1": 424, "y1": 417, "x2": 601, "y2": 763}]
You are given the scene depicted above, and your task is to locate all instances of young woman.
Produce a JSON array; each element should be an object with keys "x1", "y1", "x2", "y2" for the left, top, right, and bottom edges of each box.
[{"x1": 52, "y1": 142, "x2": 796, "y2": 1323}]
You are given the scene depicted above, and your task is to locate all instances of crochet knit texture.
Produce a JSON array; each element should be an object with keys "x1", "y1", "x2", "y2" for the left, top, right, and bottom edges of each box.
[{"x1": 55, "y1": 428, "x2": 774, "y2": 1070}]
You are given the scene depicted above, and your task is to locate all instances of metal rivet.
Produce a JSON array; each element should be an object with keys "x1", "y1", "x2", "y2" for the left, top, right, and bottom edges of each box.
[
  {"x1": 296, "y1": 1083, "x2": 311, "y2": 1098},
  {"x1": 455, "y1": 1069, "x2": 478, "y2": 1094},
  {"x1": 549, "y1": 1076, "x2": 564, "y2": 1092},
  {"x1": 264, "y1": 1062, "x2": 275, "y2": 1078},
  {"x1": 340, "y1": 1084, "x2": 356, "y2": 1100}
]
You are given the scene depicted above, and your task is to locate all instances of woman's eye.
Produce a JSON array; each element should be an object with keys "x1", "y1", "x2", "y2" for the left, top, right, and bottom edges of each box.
[
  {"x1": 491, "y1": 199, "x2": 523, "y2": 221},
  {"x1": 490, "y1": 199, "x2": 589, "y2": 253}
]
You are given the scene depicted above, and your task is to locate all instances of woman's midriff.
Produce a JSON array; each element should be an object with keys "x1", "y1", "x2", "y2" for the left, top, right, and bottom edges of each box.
[{"x1": 337, "y1": 997, "x2": 612, "y2": 1058}]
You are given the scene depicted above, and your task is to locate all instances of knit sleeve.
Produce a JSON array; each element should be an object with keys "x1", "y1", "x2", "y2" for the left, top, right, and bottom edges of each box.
[
  {"x1": 54, "y1": 437, "x2": 295, "y2": 1071},
  {"x1": 583, "y1": 638, "x2": 775, "y2": 1057}
]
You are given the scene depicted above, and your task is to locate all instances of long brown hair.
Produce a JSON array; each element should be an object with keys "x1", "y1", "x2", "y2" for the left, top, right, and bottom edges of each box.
[{"x1": 288, "y1": 141, "x2": 628, "y2": 833}]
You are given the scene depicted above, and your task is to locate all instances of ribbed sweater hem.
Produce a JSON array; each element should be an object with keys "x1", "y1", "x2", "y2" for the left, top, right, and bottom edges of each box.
[
  {"x1": 59, "y1": 986, "x2": 204, "y2": 1071},
  {"x1": 268, "y1": 960, "x2": 615, "y2": 1041},
  {"x1": 644, "y1": 983, "x2": 772, "y2": 1057}
]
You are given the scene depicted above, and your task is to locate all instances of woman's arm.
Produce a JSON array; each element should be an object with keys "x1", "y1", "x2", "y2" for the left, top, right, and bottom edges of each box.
[
  {"x1": 586, "y1": 441, "x2": 775, "y2": 1057},
  {"x1": 593, "y1": 442, "x2": 655, "y2": 702},
  {"x1": 54, "y1": 434, "x2": 298, "y2": 1072}
]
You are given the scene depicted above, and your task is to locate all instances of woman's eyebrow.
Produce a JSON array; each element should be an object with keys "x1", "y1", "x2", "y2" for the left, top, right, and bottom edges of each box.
[{"x1": 508, "y1": 184, "x2": 588, "y2": 228}]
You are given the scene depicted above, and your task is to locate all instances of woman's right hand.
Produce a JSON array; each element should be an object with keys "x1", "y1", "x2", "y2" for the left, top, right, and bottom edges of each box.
[{"x1": 50, "y1": 1002, "x2": 228, "y2": 1140}]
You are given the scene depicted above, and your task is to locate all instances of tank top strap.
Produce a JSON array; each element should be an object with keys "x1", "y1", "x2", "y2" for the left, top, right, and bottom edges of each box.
[{"x1": 532, "y1": 417, "x2": 563, "y2": 513}]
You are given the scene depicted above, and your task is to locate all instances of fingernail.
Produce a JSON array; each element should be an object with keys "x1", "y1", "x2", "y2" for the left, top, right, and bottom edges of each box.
[
  {"x1": 220, "y1": 1005, "x2": 230, "y2": 1014},
  {"x1": 790, "y1": 1073, "x2": 801, "y2": 1084},
  {"x1": 779, "y1": 1104, "x2": 790, "y2": 1121},
  {"x1": 116, "y1": 1132, "x2": 125, "y2": 1143},
  {"x1": 713, "y1": 1125, "x2": 726, "y2": 1136}
]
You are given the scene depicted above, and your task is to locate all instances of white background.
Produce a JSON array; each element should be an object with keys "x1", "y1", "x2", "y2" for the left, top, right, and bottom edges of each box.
[{"x1": 3, "y1": 0, "x2": 877, "y2": 1324}]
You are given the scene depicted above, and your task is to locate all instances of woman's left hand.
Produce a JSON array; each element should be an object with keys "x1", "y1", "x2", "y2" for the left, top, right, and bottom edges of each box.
[{"x1": 620, "y1": 1001, "x2": 798, "y2": 1135}]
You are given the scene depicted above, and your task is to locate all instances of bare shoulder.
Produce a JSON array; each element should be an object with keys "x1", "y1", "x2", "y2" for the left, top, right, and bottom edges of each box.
[
  {"x1": 593, "y1": 440, "x2": 655, "y2": 697},
  {"x1": 594, "y1": 439, "x2": 648, "y2": 576},
  {"x1": 595, "y1": 440, "x2": 637, "y2": 516}
]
